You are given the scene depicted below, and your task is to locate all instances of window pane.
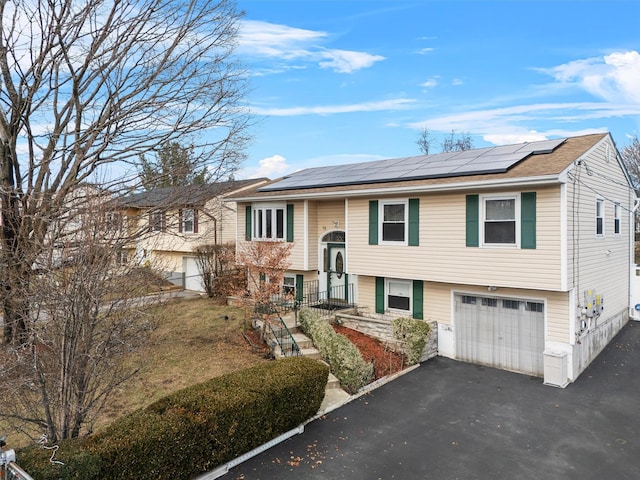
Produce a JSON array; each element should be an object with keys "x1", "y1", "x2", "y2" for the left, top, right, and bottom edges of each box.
[
  {"x1": 384, "y1": 204, "x2": 405, "y2": 221},
  {"x1": 383, "y1": 223, "x2": 405, "y2": 242},
  {"x1": 388, "y1": 295, "x2": 410, "y2": 310},
  {"x1": 276, "y1": 208, "x2": 284, "y2": 238},
  {"x1": 596, "y1": 218, "x2": 603, "y2": 235},
  {"x1": 266, "y1": 209, "x2": 272, "y2": 237},
  {"x1": 486, "y1": 199, "x2": 515, "y2": 220},
  {"x1": 482, "y1": 298, "x2": 497, "y2": 307},
  {"x1": 503, "y1": 299, "x2": 520, "y2": 310},
  {"x1": 485, "y1": 221, "x2": 516, "y2": 243},
  {"x1": 388, "y1": 281, "x2": 409, "y2": 296}
]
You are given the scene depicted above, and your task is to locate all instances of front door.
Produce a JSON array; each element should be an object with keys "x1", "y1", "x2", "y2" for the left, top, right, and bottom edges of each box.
[{"x1": 327, "y1": 242, "x2": 348, "y2": 303}]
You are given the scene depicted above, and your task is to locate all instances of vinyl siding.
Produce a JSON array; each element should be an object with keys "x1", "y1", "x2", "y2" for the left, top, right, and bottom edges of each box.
[
  {"x1": 288, "y1": 202, "x2": 305, "y2": 268},
  {"x1": 316, "y1": 199, "x2": 346, "y2": 236},
  {"x1": 565, "y1": 137, "x2": 632, "y2": 327},
  {"x1": 358, "y1": 277, "x2": 572, "y2": 342},
  {"x1": 348, "y1": 186, "x2": 563, "y2": 291}
]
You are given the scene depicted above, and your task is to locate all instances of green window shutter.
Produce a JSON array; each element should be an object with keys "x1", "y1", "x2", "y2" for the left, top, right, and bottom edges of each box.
[
  {"x1": 369, "y1": 200, "x2": 379, "y2": 245},
  {"x1": 375, "y1": 277, "x2": 385, "y2": 313},
  {"x1": 466, "y1": 195, "x2": 479, "y2": 247},
  {"x1": 286, "y1": 204, "x2": 294, "y2": 242},
  {"x1": 295, "y1": 274, "x2": 304, "y2": 302},
  {"x1": 521, "y1": 192, "x2": 536, "y2": 249},
  {"x1": 408, "y1": 198, "x2": 420, "y2": 246},
  {"x1": 245, "y1": 205, "x2": 252, "y2": 241},
  {"x1": 412, "y1": 280, "x2": 424, "y2": 320}
]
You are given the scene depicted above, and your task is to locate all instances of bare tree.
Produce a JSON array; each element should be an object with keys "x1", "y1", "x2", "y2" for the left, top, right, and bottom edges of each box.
[
  {"x1": 441, "y1": 130, "x2": 473, "y2": 153},
  {"x1": 194, "y1": 242, "x2": 237, "y2": 297},
  {"x1": 416, "y1": 127, "x2": 434, "y2": 155},
  {"x1": 235, "y1": 241, "x2": 294, "y2": 330},
  {"x1": 0, "y1": 0, "x2": 250, "y2": 344},
  {"x1": 416, "y1": 127, "x2": 473, "y2": 155},
  {"x1": 621, "y1": 134, "x2": 640, "y2": 188},
  {"x1": 0, "y1": 191, "x2": 162, "y2": 441}
]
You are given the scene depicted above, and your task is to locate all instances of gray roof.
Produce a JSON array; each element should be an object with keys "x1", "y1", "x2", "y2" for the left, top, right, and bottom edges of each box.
[{"x1": 120, "y1": 179, "x2": 267, "y2": 208}]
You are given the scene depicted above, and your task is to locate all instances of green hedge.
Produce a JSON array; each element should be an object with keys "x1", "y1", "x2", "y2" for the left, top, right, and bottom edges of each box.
[
  {"x1": 18, "y1": 357, "x2": 328, "y2": 480},
  {"x1": 392, "y1": 317, "x2": 431, "y2": 365},
  {"x1": 299, "y1": 309, "x2": 373, "y2": 394}
]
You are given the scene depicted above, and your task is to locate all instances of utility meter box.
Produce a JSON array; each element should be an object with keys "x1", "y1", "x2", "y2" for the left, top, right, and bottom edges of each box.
[{"x1": 543, "y1": 350, "x2": 569, "y2": 388}]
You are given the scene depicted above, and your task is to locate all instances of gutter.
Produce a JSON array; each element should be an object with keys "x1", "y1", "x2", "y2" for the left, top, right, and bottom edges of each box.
[{"x1": 229, "y1": 174, "x2": 563, "y2": 202}]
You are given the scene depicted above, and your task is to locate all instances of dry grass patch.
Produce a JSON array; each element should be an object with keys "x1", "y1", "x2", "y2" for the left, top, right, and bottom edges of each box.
[{"x1": 95, "y1": 297, "x2": 270, "y2": 431}]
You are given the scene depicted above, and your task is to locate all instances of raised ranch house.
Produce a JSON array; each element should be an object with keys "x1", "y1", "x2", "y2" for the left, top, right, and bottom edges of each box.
[
  {"x1": 118, "y1": 179, "x2": 267, "y2": 291},
  {"x1": 230, "y1": 133, "x2": 636, "y2": 387}
]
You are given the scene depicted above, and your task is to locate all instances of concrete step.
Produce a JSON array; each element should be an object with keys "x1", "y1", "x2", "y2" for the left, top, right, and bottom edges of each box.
[
  {"x1": 299, "y1": 347, "x2": 321, "y2": 360},
  {"x1": 326, "y1": 372, "x2": 341, "y2": 390},
  {"x1": 291, "y1": 332, "x2": 314, "y2": 350}
]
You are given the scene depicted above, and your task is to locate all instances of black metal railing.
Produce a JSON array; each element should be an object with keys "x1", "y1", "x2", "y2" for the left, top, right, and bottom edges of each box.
[{"x1": 263, "y1": 316, "x2": 301, "y2": 358}]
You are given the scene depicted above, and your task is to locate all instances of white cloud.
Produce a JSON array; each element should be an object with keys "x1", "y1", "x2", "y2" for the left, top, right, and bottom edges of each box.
[
  {"x1": 238, "y1": 20, "x2": 384, "y2": 73},
  {"x1": 253, "y1": 98, "x2": 416, "y2": 116},
  {"x1": 318, "y1": 49, "x2": 385, "y2": 74},
  {"x1": 416, "y1": 47, "x2": 435, "y2": 55},
  {"x1": 483, "y1": 131, "x2": 549, "y2": 145},
  {"x1": 541, "y1": 50, "x2": 640, "y2": 104},
  {"x1": 420, "y1": 78, "x2": 438, "y2": 88},
  {"x1": 248, "y1": 154, "x2": 291, "y2": 179},
  {"x1": 407, "y1": 102, "x2": 626, "y2": 145}
]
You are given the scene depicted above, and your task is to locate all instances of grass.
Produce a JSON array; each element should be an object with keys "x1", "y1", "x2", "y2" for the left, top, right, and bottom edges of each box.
[
  {"x1": 2, "y1": 296, "x2": 270, "y2": 448},
  {"x1": 97, "y1": 297, "x2": 270, "y2": 428}
]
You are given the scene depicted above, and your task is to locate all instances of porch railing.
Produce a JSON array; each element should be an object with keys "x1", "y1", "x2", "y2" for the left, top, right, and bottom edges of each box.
[{"x1": 263, "y1": 316, "x2": 301, "y2": 358}]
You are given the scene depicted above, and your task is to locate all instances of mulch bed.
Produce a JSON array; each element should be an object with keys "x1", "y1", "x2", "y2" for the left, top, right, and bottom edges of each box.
[{"x1": 333, "y1": 324, "x2": 406, "y2": 379}]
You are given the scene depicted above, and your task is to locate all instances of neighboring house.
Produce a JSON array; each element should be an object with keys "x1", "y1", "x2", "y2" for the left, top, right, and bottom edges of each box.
[
  {"x1": 230, "y1": 133, "x2": 637, "y2": 387},
  {"x1": 119, "y1": 179, "x2": 268, "y2": 291}
]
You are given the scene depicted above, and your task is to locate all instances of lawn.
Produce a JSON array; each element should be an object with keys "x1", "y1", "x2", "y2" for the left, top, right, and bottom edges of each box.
[
  {"x1": 97, "y1": 296, "x2": 271, "y2": 428},
  {"x1": 1, "y1": 296, "x2": 270, "y2": 449}
]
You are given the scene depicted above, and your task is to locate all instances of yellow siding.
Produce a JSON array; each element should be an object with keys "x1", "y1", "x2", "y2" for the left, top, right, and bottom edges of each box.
[
  {"x1": 307, "y1": 201, "x2": 319, "y2": 270},
  {"x1": 348, "y1": 187, "x2": 563, "y2": 291},
  {"x1": 565, "y1": 137, "x2": 633, "y2": 332},
  {"x1": 316, "y1": 199, "x2": 346, "y2": 236},
  {"x1": 357, "y1": 276, "x2": 571, "y2": 342},
  {"x1": 288, "y1": 201, "x2": 305, "y2": 269}
]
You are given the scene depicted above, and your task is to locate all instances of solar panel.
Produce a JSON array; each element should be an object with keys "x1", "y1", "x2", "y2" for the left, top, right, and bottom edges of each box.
[{"x1": 258, "y1": 137, "x2": 566, "y2": 192}]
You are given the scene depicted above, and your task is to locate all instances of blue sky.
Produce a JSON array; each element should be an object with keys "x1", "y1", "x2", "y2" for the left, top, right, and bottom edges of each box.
[{"x1": 234, "y1": 0, "x2": 640, "y2": 180}]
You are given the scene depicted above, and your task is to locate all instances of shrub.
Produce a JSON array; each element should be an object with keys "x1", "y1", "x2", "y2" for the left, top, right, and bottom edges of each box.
[
  {"x1": 18, "y1": 357, "x2": 328, "y2": 480},
  {"x1": 299, "y1": 308, "x2": 373, "y2": 394},
  {"x1": 392, "y1": 317, "x2": 431, "y2": 365}
]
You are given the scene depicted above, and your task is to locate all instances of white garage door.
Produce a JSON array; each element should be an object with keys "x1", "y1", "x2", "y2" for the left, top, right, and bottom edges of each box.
[
  {"x1": 455, "y1": 294, "x2": 544, "y2": 376},
  {"x1": 183, "y1": 256, "x2": 204, "y2": 292}
]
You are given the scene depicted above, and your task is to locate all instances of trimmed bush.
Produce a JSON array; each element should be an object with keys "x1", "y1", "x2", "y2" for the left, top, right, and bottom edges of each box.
[
  {"x1": 299, "y1": 308, "x2": 373, "y2": 394},
  {"x1": 18, "y1": 357, "x2": 328, "y2": 480},
  {"x1": 392, "y1": 317, "x2": 431, "y2": 365}
]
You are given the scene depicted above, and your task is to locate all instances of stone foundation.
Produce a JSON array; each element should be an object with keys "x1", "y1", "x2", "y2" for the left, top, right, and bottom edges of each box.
[{"x1": 335, "y1": 312, "x2": 438, "y2": 363}]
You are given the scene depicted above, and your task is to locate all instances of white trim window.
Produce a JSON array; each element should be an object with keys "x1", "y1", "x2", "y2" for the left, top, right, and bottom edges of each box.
[
  {"x1": 380, "y1": 200, "x2": 407, "y2": 244},
  {"x1": 253, "y1": 203, "x2": 285, "y2": 240},
  {"x1": 283, "y1": 274, "x2": 296, "y2": 296},
  {"x1": 183, "y1": 208, "x2": 195, "y2": 233},
  {"x1": 386, "y1": 278, "x2": 412, "y2": 313},
  {"x1": 614, "y1": 202, "x2": 621, "y2": 235},
  {"x1": 596, "y1": 198, "x2": 604, "y2": 237},
  {"x1": 482, "y1": 194, "x2": 519, "y2": 246}
]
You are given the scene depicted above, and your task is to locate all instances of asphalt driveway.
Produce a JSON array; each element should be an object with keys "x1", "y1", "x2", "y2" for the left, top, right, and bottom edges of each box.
[{"x1": 227, "y1": 321, "x2": 640, "y2": 480}]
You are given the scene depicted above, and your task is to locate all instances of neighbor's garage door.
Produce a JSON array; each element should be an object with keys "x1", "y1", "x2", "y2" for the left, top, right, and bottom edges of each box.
[
  {"x1": 455, "y1": 294, "x2": 544, "y2": 376},
  {"x1": 183, "y1": 256, "x2": 204, "y2": 292}
]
